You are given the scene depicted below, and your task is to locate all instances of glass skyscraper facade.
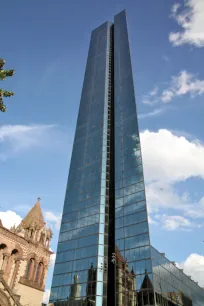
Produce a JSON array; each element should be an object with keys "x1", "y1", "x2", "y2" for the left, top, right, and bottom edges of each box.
[{"x1": 49, "y1": 10, "x2": 204, "y2": 306}]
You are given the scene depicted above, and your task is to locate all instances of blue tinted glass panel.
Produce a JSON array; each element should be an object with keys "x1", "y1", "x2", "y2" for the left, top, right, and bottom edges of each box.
[
  {"x1": 50, "y1": 21, "x2": 112, "y2": 303},
  {"x1": 114, "y1": 11, "x2": 152, "y2": 300}
]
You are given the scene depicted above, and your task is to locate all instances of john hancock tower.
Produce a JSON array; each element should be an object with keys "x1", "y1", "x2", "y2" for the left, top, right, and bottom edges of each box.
[{"x1": 50, "y1": 10, "x2": 204, "y2": 306}]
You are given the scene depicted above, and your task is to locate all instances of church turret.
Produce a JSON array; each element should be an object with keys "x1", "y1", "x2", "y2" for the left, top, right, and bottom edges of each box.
[
  {"x1": 69, "y1": 274, "x2": 81, "y2": 300},
  {"x1": 16, "y1": 198, "x2": 44, "y2": 231},
  {"x1": 0, "y1": 198, "x2": 53, "y2": 306},
  {"x1": 15, "y1": 198, "x2": 52, "y2": 249}
]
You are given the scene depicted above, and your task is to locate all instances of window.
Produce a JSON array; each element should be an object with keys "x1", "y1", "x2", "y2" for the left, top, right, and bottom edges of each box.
[
  {"x1": 35, "y1": 262, "x2": 43, "y2": 284},
  {"x1": 0, "y1": 243, "x2": 7, "y2": 250},
  {"x1": 40, "y1": 233, "x2": 45, "y2": 244},
  {"x1": 30, "y1": 229, "x2": 34, "y2": 239},
  {"x1": 26, "y1": 258, "x2": 34, "y2": 279}
]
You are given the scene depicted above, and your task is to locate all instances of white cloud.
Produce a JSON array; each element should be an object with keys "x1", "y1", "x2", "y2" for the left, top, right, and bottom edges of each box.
[
  {"x1": 158, "y1": 215, "x2": 193, "y2": 231},
  {"x1": 0, "y1": 207, "x2": 62, "y2": 233},
  {"x1": 146, "y1": 181, "x2": 187, "y2": 213},
  {"x1": 146, "y1": 180, "x2": 204, "y2": 224},
  {"x1": 148, "y1": 215, "x2": 159, "y2": 225},
  {"x1": 177, "y1": 254, "x2": 204, "y2": 287},
  {"x1": 144, "y1": 71, "x2": 204, "y2": 105},
  {"x1": 142, "y1": 95, "x2": 159, "y2": 106},
  {"x1": 138, "y1": 108, "x2": 165, "y2": 119},
  {"x1": 169, "y1": 129, "x2": 195, "y2": 140},
  {"x1": 140, "y1": 129, "x2": 204, "y2": 223},
  {"x1": 171, "y1": 3, "x2": 181, "y2": 14},
  {"x1": 0, "y1": 210, "x2": 22, "y2": 229},
  {"x1": 140, "y1": 129, "x2": 204, "y2": 183},
  {"x1": 150, "y1": 87, "x2": 158, "y2": 96},
  {"x1": 186, "y1": 196, "x2": 204, "y2": 218},
  {"x1": 0, "y1": 124, "x2": 55, "y2": 160},
  {"x1": 169, "y1": 0, "x2": 204, "y2": 47},
  {"x1": 161, "y1": 71, "x2": 204, "y2": 103},
  {"x1": 142, "y1": 88, "x2": 161, "y2": 106},
  {"x1": 43, "y1": 288, "x2": 50, "y2": 304},
  {"x1": 142, "y1": 99, "x2": 156, "y2": 106},
  {"x1": 44, "y1": 211, "x2": 62, "y2": 230},
  {"x1": 49, "y1": 253, "x2": 56, "y2": 267},
  {"x1": 161, "y1": 90, "x2": 175, "y2": 103}
]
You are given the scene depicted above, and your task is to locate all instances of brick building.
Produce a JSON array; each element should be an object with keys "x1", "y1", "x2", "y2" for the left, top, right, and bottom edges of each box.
[{"x1": 0, "y1": 199, "x2": 53, "y2": 306}]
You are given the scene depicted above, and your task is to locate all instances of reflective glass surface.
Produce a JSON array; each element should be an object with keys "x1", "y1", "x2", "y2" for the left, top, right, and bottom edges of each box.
[
  {"x1": 152, "y1": 247, "x2": 204, "y2": 306},
  {"x1": 50, "y1": 21, "x2": 112, "y2": 305},
  {"x1": 114, "y1": 10, "x2": 152, "y2": 303},
  {"x1": 50, "y1": 9, "x2": 204, "y2": 306}
]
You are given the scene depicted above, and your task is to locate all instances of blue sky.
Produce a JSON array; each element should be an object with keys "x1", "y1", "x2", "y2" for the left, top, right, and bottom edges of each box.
[{"x1": 1, "y1": 0, "x2": 204, "y2": 302}]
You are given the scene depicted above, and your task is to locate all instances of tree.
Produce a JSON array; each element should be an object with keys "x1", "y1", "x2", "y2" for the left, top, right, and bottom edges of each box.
[{"x1": 0, "y1": 58, "x2": 15, "y2": 112}]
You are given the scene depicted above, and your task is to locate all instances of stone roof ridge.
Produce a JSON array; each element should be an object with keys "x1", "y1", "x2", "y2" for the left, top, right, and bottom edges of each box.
[{"x1": 18, "y1": 197, "x2": 45, "y2": 230}]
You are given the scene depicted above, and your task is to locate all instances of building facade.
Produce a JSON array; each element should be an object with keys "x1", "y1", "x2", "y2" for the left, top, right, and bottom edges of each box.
[
  {"x1": 0, "y1": 199, "x2": 53, "y2": 306},
  {"x1": 49, "y1": 10, "x2": 204, "y2": 306}
]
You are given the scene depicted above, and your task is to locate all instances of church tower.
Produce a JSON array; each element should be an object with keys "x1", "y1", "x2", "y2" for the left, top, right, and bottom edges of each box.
[{"x1": 0, "y1": 198, "x2": 53, "y2": 306}]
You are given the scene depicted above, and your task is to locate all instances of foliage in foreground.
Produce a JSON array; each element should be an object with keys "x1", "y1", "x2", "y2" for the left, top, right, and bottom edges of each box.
[{"x1": 0, "y1": 58, "x2": 15, "y2": 112}]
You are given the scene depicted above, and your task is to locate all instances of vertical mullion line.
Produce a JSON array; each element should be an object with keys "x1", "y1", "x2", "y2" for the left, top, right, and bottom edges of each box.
[
  {"x1": 107, "y1": 23, "x2": 116, "y2": 306},
  {"x1": 111, "y1": 24, "x2": 116, "y2": 306},
  {"x1": 96, "y1": 23, "x2": 111, "y2": 306}
]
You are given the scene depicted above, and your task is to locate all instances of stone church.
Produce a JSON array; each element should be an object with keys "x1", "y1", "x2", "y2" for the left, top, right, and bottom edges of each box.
[{"x1": 0, "y1": 198, "x2": 53, "y2": 306}]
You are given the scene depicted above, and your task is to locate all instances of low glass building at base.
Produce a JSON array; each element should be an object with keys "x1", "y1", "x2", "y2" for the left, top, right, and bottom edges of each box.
[{"x1": 50, "y1": 246, "x2": 204, "y2": 305}]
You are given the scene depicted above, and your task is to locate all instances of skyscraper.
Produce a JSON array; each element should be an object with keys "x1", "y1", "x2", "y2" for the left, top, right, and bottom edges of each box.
[{"x1": 49, "y1": 10, "x2": 204, "y2": 306}]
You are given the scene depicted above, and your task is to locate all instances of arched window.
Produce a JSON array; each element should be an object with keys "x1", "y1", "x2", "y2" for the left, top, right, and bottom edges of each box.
[
  {"x1": 30, "y1": 229, "x2": 34, "y2": 239},
  {"x1": 11, "y1": 249, "x2": 18, "y2": 256},
  {"x1": 8, "y1": 249, "x2": 18, "y2": 274},
  {"x1": 0, "y1": 243, "x2": 7, "y2": 250},
  {"x1": 26, "y1": 258, "x2": 34, "y2": 279},
  {"x1": 35, "y1": 262, "x2": 43, "y2": 284},
  {"x1": 40, "y1": 233, "x2": 45, "y2": 244},
  {"x1": 10, "y1": 249, "x2": 19, "y2": 289},
  {"x1": 0, "y1": 244, "x2": 8, "y2": 270},
  {"x1": 46, "y1": 238, "x2": 49, "y2": 248}
]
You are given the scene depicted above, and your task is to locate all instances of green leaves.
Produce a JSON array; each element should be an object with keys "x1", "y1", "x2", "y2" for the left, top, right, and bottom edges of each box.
[
  {"x1": 0, "y1": 58, "x2": 6, "y2": 69},
  {"x1": 0, "y1": 69, "x2": 15, "y2": 80},
  {"x1": 0, "y1": 89, "x2": 14, "y2": 97},
  {"x1": 0, "y1": 58, "x2": 15, "y2": 112},
  {"x1": 0, "y1": 100, "x2": 6, "y2": 112}
]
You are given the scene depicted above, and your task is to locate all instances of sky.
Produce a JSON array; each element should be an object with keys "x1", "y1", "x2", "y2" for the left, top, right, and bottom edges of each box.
[{"x1": 0, "y1": 0, "x2": 204, "y2": 303}]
